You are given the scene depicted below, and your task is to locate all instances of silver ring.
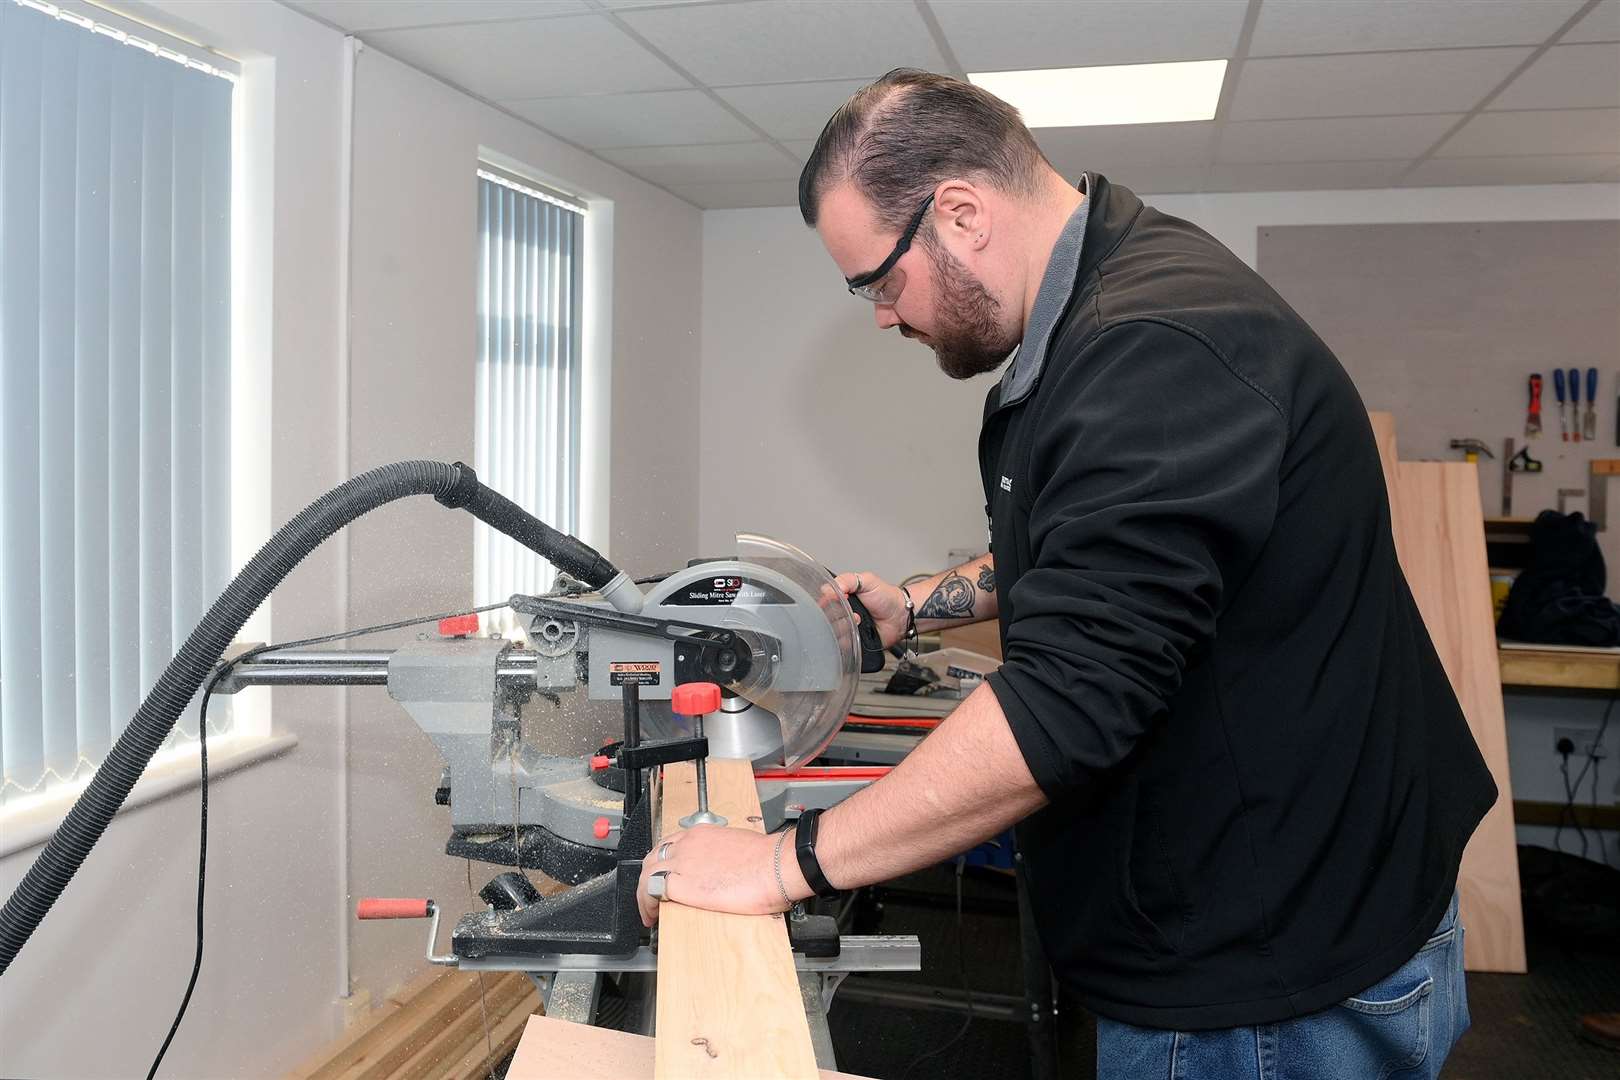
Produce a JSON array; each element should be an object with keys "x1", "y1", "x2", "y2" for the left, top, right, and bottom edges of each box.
[
  {"x1": 852, "y1": 574, "x2": 862, "y2": 595},
  {"x1": 647, "y1": 870, "x2": 672, "y2": 901},
  {"x1": 657, "y1": 841, "x2": 673, "y2": 861}
]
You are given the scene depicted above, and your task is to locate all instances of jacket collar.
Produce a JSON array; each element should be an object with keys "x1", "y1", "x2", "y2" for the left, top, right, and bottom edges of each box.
[{"x1": 992, "y1": 173, "x2": 1144, "y2": 410}]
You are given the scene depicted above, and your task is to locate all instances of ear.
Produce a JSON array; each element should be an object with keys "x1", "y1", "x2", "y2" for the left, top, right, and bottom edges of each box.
[{"x1": 933, "y1": 181, "x2": 989, "y2": 253}]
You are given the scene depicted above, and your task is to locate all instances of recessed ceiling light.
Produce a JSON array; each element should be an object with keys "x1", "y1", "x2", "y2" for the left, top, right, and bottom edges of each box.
[{"x1": 968, "y1": 60, "x2": 1228, "y2": 128}]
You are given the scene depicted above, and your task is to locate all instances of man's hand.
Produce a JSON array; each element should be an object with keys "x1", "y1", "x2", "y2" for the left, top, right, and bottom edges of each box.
[
  {"x1": 636, "y1": 824, "x2": 812, "y2": 928},
  {"x1": 833, "y1": 571, "x2": 910, "y2": 649}
]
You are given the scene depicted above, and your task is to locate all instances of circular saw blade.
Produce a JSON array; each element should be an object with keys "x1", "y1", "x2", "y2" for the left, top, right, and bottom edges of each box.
[{"x1": 721, "y1": 533, "x2": 861, "y2": 769}]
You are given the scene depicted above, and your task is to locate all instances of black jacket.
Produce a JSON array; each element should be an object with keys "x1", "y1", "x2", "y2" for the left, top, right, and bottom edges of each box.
[{"x1": 981, "y1": 175, "x2": 1497, "y2": 1030}]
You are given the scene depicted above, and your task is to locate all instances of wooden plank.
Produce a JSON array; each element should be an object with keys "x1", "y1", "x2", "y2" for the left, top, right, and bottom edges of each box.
[
  {"x1": 654, "y1": 759, "x2": 819, "y2": 1080},
  {"x1": 1498, "y1": 646, "x2": 1620, "y2": 690},
  {"x1": 508, "y1": 1016, "x2": 867, "y2": 1080},
  {"x1": 289, "y1": 969, "x2": 446, "y2": 1080},
  {"x1": 1368, "y1": 411, "x2": 1399, "y2": 498},
  {"x1": 1389, "y1": 460, "x2": 1527, "y2": 973},
  {"x1": 393, "y1": 972, "x2": 535, "y2": 1080},
  {"x1": 445, "y1": 984, "x2": 543, "y2": 1080}
]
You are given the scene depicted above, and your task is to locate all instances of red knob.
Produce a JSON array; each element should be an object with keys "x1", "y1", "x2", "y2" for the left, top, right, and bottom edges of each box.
[
  {"x1": 593, "y1": 816, "x2": 614, "y2": 840},
  {"x1": 438, "y1": 613, "x2": 480, "y2": 637},
  {"x1": 671, "y1": 682, "x2": 722, "y2": 716},
  {"x1": 590, "y1": 754, "x2": 612, "y2": 771}
]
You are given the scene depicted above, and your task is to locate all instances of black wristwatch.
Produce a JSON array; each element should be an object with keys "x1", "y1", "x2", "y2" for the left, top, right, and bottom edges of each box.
[{"x1": 794, "y1": 809, "x2": 841, "y2": 899}]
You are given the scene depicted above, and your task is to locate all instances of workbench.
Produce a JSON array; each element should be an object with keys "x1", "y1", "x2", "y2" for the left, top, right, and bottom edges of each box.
[{"x1": 1498, "y1": 641, "x2": 1620, "y2": 691}]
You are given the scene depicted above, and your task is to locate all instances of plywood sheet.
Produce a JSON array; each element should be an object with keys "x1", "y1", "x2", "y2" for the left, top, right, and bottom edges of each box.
[
  {"x1": 1389, "y1": 460, "x2": 1527, "y2": 973},
  {"x1": 508, "y1": 1016, "x2": 866, "y2": 1080},
  {"x1": 653, "y1": 759, "x2": 819, "y2": 1079}
]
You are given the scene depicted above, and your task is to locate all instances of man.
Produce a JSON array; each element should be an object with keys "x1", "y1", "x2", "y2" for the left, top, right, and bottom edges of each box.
[{"x1": 637, "y1": 69, "x2": 1496, "y2": 1079}]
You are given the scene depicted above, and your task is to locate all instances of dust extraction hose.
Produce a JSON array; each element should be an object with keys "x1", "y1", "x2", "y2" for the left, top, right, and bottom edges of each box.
[{"x1": 0, "y1": 460, "x2": 620, "y2": 975}]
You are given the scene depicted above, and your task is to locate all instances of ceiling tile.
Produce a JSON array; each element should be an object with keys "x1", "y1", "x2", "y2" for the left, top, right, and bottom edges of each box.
[
  {"x1": 616, "y1": 0, "x2": 944, "y2": 86},
  {"x1": 930, "y1": 1, "x2": 1246, "y2": 72},
  {"x1": 1490, "y1": 43, "x2": 1620, "y2": 110},
  {"x1": 596, "y1": 1, "x2": 710, "y2": 8},
  {"x1": 1406, "y1": 154, "x2": 1620, "y2": 186},
  {"x1": 714, "y1": 80, "x2": 868, "y2": 141},
  {"x1": 598, "y1": 141, "x2": 801, "y2": 185},
  {"x1": 1435, "y1": 108, "x2": 1620, "y2": 156},
  {"x1": 288, "y1": 1, "x2": 587, "y2": 32},
  {"x1": 1205, "y1": 160, "x2": 1407, "y2": 191},
  {"x1": 1035, "y1": 122, "x2": 1217, "y2": 176},
  {"x1": 1248, "y1": 0, "x2": 1584, "y2": 56},
  {"x1": 367, "y1": 13, "x2": 687, "y2": 99},
  {"x1": 1217, "y1": 114, "x2": 1462, "y2": 163},
  {"x1": 1231, "y1": 48, "x2": 1532, "y2": 120},
  {"x1": 780, "y1": 139, "x2": 817, "y2": 161},
  {"x1": 504, "y1": 89, "x2": 755, "y2": 148},
  {"x1": 668, "y1": 179, "x2": 800, "y2": 210},
  {"x1": 1564, "y1": 0, "x2": 1620, "y2": 43}
]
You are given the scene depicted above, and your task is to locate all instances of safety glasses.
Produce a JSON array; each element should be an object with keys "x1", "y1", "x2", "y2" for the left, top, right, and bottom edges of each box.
[{"x1": 845, "y1": 194, "x2": 934, "y2": 304}]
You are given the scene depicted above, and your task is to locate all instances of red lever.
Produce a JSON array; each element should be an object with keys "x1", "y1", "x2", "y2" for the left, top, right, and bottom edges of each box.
[
  {"x1": 356, "y1": 898, "x2": 432, "y2": 920},
  {"x1": 593, "y1": 817, "x2": 615, "y2": 840},
  {"x1": 438, "y1": 613, "x2": 480, "y2": 637},
  {"x1": 671, "y1": 682, "x2": 722, "y2": 716},
  {"x1": 590, "y1": 754, "x2": 612, "y2": 771}
]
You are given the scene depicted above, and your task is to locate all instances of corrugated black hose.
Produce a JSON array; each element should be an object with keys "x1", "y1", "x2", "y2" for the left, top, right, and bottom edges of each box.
[{"x1": 0, "y1": 459, "x2": 620, "y2": 976}]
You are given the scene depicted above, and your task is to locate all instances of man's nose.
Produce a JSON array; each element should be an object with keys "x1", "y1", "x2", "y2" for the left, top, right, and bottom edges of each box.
[{"x1": 873, "y1": 304, "x2": 901, "y2": 330}]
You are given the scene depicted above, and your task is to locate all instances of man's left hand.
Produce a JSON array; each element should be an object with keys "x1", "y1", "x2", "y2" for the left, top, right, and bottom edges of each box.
[{"x1": 636, "y1": 825, "x2": 809, "y2": 927}]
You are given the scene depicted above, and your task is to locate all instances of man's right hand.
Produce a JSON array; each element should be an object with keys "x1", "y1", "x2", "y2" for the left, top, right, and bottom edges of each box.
[{"x1": 833, "y1": 571, "x2": 910, "y2": 649}]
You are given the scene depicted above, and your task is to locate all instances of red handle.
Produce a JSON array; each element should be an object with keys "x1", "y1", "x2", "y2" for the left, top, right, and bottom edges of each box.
[
  {"x1": 1529, "y1": 374, "x2": 1542, "y2": 417},
  {"x1": 356, "y1": 898, "x2": 432, "y2": 920}
]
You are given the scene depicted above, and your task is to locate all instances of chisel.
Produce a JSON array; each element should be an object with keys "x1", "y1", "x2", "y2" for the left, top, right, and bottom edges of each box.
[
  {"x1": 1585, "y1": 367, "x2": 1598, "y2": 442},
  {"x1": 1527, "y1": 373, "x2": 1542, "y2": 438},
  {"x1": 1555, "y1": 368, "x2": 1568, "y2": 441},
  {"x1": 1570, "y1": 368, "x2": 1582, "y2": 442}
]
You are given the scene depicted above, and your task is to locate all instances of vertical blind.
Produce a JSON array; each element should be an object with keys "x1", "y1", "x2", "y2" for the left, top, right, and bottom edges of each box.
[
  {"x1": 0, "y1": 0, "x2": 233, "y2": 803},
  {"x1": 474, "y1": 169, "x2": 584, "y2": 612}
]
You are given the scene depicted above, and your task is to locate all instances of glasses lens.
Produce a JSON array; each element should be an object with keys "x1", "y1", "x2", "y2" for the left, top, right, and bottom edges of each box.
[{"x1": 854, "y1": 266, "x2": 905, "y2": 304}]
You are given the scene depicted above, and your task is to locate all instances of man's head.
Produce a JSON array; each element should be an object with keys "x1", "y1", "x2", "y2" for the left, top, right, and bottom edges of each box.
[{"x1": 799, "y1": 69, "x2": 1058, "y2": 379}]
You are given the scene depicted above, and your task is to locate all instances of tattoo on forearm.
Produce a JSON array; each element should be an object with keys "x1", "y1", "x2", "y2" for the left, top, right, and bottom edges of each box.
[
  {"x1": 917, "y1": 572, "x2": 976, "y2": 619},
  {"x1": 977, "y1": 565, "x2": 995, "y2": 593}
]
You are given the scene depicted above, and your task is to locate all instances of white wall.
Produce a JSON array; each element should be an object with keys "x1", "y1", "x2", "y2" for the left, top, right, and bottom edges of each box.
[
  {"x1": 342, "y1": 43, "x2": 702, "y2": 1008},
  {"x1": 698, "y1": 180, "x2": 1620, "y2": 865},
  {"x1": 0, "y1": 3, "x2": 702, "y2": 1078}
]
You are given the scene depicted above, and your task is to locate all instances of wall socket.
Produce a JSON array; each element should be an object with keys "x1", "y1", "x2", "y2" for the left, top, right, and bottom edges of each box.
[{"x1": 1554, "y1": 726, "x2": 1610, "y2": 758}]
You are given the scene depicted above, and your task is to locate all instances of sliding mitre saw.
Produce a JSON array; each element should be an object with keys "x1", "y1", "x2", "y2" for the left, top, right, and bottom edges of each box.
[{"x1": 217, "y1": 533, "x2": 886, "y2": 961}]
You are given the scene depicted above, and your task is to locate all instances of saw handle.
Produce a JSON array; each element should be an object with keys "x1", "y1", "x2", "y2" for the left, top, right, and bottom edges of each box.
[
  {"x1": 846, "y1": 593, "x2": 888, "y2": 673},
  {"x1": 356, "y1": 898, "x2": 433, "y2": 920}
]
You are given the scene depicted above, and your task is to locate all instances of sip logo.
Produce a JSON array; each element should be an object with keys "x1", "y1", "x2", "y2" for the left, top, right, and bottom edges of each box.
[{"x1": 999, "y1": 475, "x2": 1013, "y2": 493}]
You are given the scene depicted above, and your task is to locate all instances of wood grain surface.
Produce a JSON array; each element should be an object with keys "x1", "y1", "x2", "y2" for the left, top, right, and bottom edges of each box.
[
  {"x1": 652, "y1": 759, "x2": 820, "y2": 1079},
  {"x1": 1387, "y1": 455, "x2": 1527, "y2": 973},
  {"x1": 509, "y1": 1015, "x2": 866, "y2": 1079}
]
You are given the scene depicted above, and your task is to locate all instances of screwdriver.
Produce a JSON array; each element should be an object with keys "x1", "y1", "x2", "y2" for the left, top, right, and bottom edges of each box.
[{"x1": 1555, "y1": 368, "x2": 1568, "y2": 441}]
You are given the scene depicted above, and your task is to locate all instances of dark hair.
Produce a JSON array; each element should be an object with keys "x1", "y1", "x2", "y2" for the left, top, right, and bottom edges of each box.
[{"x1": 798, "y1": 68, "x2": 1049, "y2": 230}]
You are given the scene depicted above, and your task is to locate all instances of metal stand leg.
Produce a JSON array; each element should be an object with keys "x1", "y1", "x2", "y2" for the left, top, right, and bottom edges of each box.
[
  {"x1": 799, "y1": 972, "x2": 840, "y2": 1070},
  {"x1": 1017, "y1": 851, "x2": 1059, "y2": 1080}
]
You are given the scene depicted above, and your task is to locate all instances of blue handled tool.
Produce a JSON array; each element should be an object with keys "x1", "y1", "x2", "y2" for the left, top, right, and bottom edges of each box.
[
  {"x1": 1585, "y1": 367, "x2": 1598, "y2": 442},
  {"x1": 1570, "y1": 368, "x2": 1583, "y2": 442},
  {"x1": 1555, "y1": 368, "x2": 1568, "y2": 441}
]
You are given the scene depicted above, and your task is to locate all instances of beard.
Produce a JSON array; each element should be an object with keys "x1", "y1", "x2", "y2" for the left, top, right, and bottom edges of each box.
[{"x1": 908, "y1": 238, "x2": 1020, "y2": 380}]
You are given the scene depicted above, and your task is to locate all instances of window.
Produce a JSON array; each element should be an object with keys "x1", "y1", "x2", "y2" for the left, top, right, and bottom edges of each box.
[
  {"x1": 0, "y1": 0, "x2": 236, "y2": 805},
  {"x1": 474, "y1": 167, "x2": 585, "y2": 614}
]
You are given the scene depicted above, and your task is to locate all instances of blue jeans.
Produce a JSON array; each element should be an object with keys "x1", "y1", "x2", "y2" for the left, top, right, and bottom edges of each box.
[{"x1": 1097, "y1": 893, "x2": 1469, "y2": 1080}]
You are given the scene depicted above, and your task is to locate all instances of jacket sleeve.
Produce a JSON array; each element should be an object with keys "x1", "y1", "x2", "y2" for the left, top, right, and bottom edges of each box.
[{"x1": 986, "y1": 320, "x2": 1286, "y2": 801}]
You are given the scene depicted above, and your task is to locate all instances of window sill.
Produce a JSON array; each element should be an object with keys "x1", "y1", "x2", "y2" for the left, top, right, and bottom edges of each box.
[{"x1": 0, "y1": 731, "x2": 299, "y2": 859}]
